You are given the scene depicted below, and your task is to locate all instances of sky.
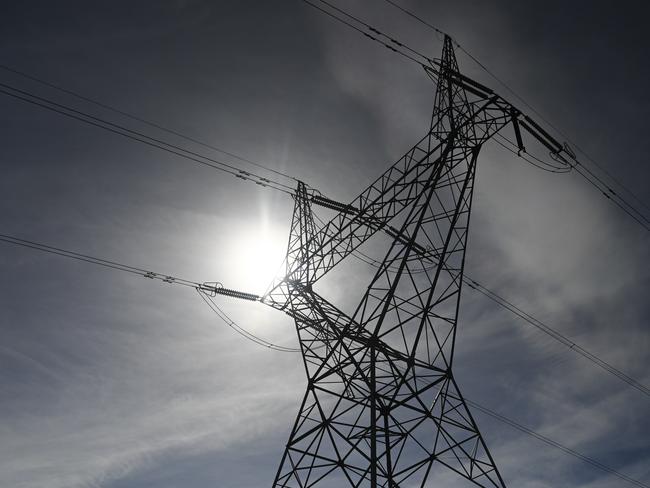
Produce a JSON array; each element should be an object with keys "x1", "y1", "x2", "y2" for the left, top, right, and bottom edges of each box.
[{"x1": 0, "y1": 1, "x2": 649, "y2": 487}]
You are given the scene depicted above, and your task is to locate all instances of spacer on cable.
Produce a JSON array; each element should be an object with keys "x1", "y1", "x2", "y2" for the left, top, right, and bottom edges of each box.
[{"x1": 562, "y1": 142, "x2": 577, "y2": 160}]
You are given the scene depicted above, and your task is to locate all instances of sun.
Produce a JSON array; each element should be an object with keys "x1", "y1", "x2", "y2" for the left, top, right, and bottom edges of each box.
[{"x1": 226, "y1": 219, "x2": 287, "y2": 295}]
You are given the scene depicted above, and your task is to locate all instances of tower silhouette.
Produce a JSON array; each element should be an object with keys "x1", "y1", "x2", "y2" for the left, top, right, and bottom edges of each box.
[{"x1": 263, "y1": 36, "x2": 569, "y2": 487}]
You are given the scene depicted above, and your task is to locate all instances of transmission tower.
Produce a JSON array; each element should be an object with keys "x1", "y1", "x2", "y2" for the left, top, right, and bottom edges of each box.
[{"x1": 261, "y1": 36, "x2": 571, "y2": 487}]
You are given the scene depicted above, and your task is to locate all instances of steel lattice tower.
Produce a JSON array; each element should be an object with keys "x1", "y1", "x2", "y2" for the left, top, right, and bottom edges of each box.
[{"x1": 261, "y1": 36, "x2": 569, "y2": 488}]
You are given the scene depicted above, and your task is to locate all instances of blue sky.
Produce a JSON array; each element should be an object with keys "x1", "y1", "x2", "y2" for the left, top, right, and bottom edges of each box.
[{"x1": 0, "y1": 1, "x2": 648, "y2": 487}]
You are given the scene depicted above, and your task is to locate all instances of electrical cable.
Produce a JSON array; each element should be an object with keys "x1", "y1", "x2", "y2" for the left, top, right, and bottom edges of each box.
[
  {"x1": 3, "y1": 70, "x2": 646, "y2": 396},
  {"x1": 298, "y1": 0, "x2": 436, "y2": 68},
  {"x1": 0, "y1": 82, "x2": 295, "y2": 196},
  {"x1": 2, "y1": 6, "x2": 646, "y2": 480},
  {"x1": 1, "y1": 4, "x2": 646, "y2": 477},
  {"x1": 298, "y1": 1, "x2": 578, "y2": 182},
  {"x1": 572, "y1": 161, "x2": 649, "y2": 227},
  {"x1": 464, "y1": 278, "x2": 650, "y2": 397},
  {"x1": 311, "y1": 205, "x2": 650, "y2": 398},
  {"x1": 464, "y1": 396, "x2": 650, "y2": 488},
  {"x1": 0, "y1": 231, "x2": 301, "y2": 353},
  {"x1": 381, "y1": 0, "x2": 650, "y2": 229},
  {"x1": 382, "y1": 0, "x2": 446, "y2": 38},
  {"x1": 11, "y1": 1, "x2": 636, "y2": 231},
  {"x1": 197, "y1": 289, "x2": 299, "y2": 352},
  {"x1": 0, "y1": 64, "x2": 297, "y2": 184},
  {"x1": 567, "y1": 142, "x2": 650, "y2": 213},
  {"x1": 0, "y1": 65, "x2": 441, "y2": 275},
  {"x1": 1, "y1": 6, "x2": 646, "y2": 395},
  {"x1": 492, "y1": 133, "x2": 573, "y2": 173},
  {"x1": 571, "y1": 164, "x2": 650, "y2": 230},
  {"x1": 0, "y1": 232, "x2": 199, "y2": 287},
  {"x1": 304, "y1": 0, "x2": 647, "y2": 229},
  {"x1": 2, "y1": 233, "x2": 646, "y2": 484},
  {"x1": 9, "y1": 6, "x2": 631, "y2": 221}
]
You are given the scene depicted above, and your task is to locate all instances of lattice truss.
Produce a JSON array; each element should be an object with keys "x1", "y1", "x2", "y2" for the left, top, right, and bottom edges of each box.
[{"x1": 261, "y1": 36, "x2": 556, "y2": 488}]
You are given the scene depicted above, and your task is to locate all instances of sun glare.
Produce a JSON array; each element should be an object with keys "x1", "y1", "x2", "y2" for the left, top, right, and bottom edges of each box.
[{"x1": 226, "y1": 220, "x2": 287, "y2": 295}]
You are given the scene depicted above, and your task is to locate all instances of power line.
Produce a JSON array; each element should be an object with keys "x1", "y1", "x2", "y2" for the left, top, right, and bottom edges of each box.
[
  {"x1": 298, "y1": 0, "x2": 435, "y2": 67},
  {"x1": 0, "y1": 82, "x2": 294, "y2": 196},
  {"x1": 464, "y1": 396, "x2": 650, "y2": 488},
  {"x1": 493, "y1": 133, "x2": 573, "y2": 174},
  {"x1": 303, "y1": 0, "x2": 647, "y2": 229},
  {"x1": 567, "y1": 142, "x2": 650, "y2": 214},
  {"x1": 298, "y1": 0, "x2": 648, "y2": 396},
  {"x1": 0, "y1": 232, "x2": 299, "y2": 353},
  {"x1": 0, "y1": 232, "x2": 198, "y2": 287},
  {"x1": 1, "y1": 9, "x2": 646, "y2": 391},
  {"x1": 382, "y1": 0, "x2": 446, "y2": 37},
  {"x1": 197, "y1": 290, "x2": 299, "y2": 352},
  {"x1": 6, "y1": 4, "x2": 635, "y2": 233},
  {"x1": 0, "y1": 64, "x2": 297, "y2": 184},
  {"x1": 571, "y1": 164, "x2": 650, "y2": 230},
  {"x1": 488, "y1": 133, "x2": 650, "y2": 229},
  {"x1": 311, "y1": 203, "x2": 650, "y2": 398},
  {"x1": 2, "y1": 8, "x2": 646, "y2": 484},
  {"x1": 464, "y1": 278, "x2": 650, "y2": 397},
  {"x1": 380, "y1": 0, "x2": 650, "y2": 230},
  {"x1": 3, "y1": 222, "x2": 647, "y2": 486},
  {"x1": 5, "y1": 234, "x2": 644, "y2": 486},
  {"x1": 10, "y1": 7, "x2": 641, "y2": 229},
  {"x1": 3, "y1": 59, "x2": 647, "y2": 398}
]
